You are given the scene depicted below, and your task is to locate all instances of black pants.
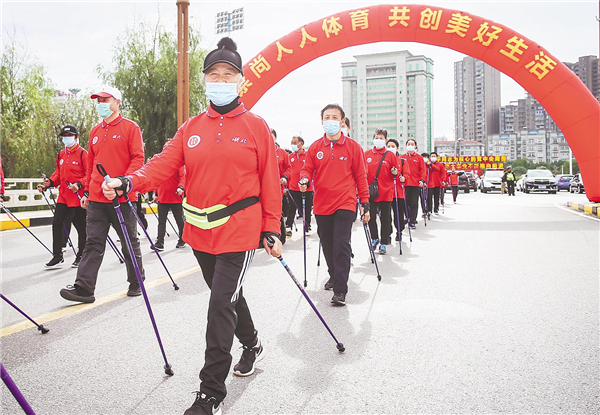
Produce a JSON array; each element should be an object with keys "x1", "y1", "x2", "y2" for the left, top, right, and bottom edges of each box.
[
  {"x1": 390, "y1": 198, "x2": 406, "y2": 236},
  {"x1": 368, "y1": 201, "x2": 392, "y2": 245},
  {"x1": 156, "y1": 202, "x2": 184, "y2": 243},
  {"x1": 316, "y1": 209, "x2": 354, "y2": 294},
  {"x1": 194, "y1": 249, "x2": 257, "y2": 402},
  {"x1": 507, "y1": 181, "x2": 516, "y2": 196},
  {"x1": 427, "y1": 187, "x2": 441, "y2": 213},
  {"x1": 62, "y1": 209, "x2": 74, "y2": 248},
  {"x1": 52, "y1": 203, "x2": 86, "y2": 257},
  {"x1": 285, "y1": 190, "x2": 313, "y2": 229},
  {"x1": 75, "y1": 201, "x2": 144, "y2": 294},
  {"x1": 136, "y1": 198, "x2": 148, "y2": 230},
  {"x1": 451, "y1": 186, "x2": 459, "y2": 202},
  {"x1": 404, "y1": 186, "x2": 421, "y2": 225}
]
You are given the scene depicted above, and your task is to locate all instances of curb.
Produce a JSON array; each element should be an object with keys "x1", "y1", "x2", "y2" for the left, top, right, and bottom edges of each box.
[{"x1": 566, "y1": 201, "x2": 600, "y2": 217}]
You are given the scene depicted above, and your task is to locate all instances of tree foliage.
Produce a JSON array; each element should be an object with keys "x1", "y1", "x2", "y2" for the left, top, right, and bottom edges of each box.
[{"x1": 98, "y1": 19, "x2": 208, "y2": 158}]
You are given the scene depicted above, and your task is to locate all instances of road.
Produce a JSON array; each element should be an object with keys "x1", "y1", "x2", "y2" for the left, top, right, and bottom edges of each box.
[{"x1": 1, "y1": 190, "x2": 598, "y2": 414}]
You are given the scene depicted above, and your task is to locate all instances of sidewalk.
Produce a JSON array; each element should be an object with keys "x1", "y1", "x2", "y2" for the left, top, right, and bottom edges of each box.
[{"x1": 566, "y1": 201, "x2": 600, "y2": 217}]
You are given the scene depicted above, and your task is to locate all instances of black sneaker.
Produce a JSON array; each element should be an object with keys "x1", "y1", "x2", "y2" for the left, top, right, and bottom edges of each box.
[
  {"x1": 233, "y1": 339, "x2": 265, "y2": 377},
  {"x1": 324, "y1": 278, "x2": 334, "y2": 291},
  {"x1": 71, "y1": 256, "x2": 82, "y2": 268},
  {"x1": 45, "y1": 256, "x2": 64, "y2": 269},
  {"x1": 184, "y1": 392, "x2": 222, "y2": 415},
  {"x1": 60, "y1": 285, "x2": 95, "y2": 303},
  {"x1": 285, "y1": 228, "x2": 292, "y2": 237},
  {"x1": 127, "y1": 283, "x2": 142, "y2": 297},
  {"x1": 331, "y1": 292, "x2": 346, "y2": 306},
  {"x1": 153, "y1": 241, "x2": 164, "y2": 251},
  {"x1": 176, "y1": 240, "x2": 186, "y2": 249}
]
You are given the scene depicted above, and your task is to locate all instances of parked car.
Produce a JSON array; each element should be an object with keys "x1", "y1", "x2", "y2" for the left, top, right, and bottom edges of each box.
[
  {"x1": 523, "y1": 169, "x2": 557, "y2": 194},
  {"x1": 516, "y1": 174, "x2": 527, "y2": 192},
  {"x1": 569, "y1": 173, "x2": 585, "y2": 193},
  {"x1": 464, "y1": 171, "x2": 478, "y2": 192},
  {"x1": 556, "y1": 174, "x2": 574, "y2": 191},
  {"x1": 480, "y1": 169, "x2": 504, "y2": 193}
]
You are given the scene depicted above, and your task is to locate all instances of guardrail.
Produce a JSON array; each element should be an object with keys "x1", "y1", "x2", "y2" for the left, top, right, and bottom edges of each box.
[{"x1": 2, "y1": 178, "x2": 63, "y2": 208}]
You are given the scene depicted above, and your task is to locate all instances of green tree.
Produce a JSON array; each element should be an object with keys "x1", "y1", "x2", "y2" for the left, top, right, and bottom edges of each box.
[
  {"x1": 98, "y1": 20, "x2": 208, "y2": 158},
  {"x1": 52, "y1": 94, "x2": 99, "y2": 150}
]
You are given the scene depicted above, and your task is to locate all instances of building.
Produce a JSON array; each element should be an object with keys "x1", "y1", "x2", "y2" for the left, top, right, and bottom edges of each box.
[
  {"x1": 434, "y1": 139, "x2": 484, "y2": 157},
  {"x1": 488, "y1": 133, "x2": 518, "y2": 161},
  {"x1": 454, "y1": 56, "x2": 501, "y2": 151},
  {"x1": 488, "y1": 130, "x2": 570, "y2": 163},
  {"x1": 342, "y1": 51, "x2": 434, "y2": 151},
  {"x1": 564, "y1": 55, "x2": 600, "y2": 101}
]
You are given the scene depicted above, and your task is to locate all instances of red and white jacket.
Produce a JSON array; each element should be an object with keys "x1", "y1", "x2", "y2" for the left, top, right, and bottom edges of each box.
[
  {"x1": 87, "y1": 115, "x2": 145, "y2": 203},
  {"x1": 288, "y1": 149, "x2": 310, "y2": 192},
  {"x1": 300, "y1": 133, "x2": 369, "y2": 215},
  {"x1": 275, "y1": 145, "x2": 291, "y2": 195},
  {"x1": 364, "y1": 148, "x2": 400, "y2": 203},
  {"x1": 129, "y1": 103, "x2": 281, "y2": 255},
  {"x1": 156, "y1": 167, "x2": 185, "y2": 204},
  {"x1": 427, "y1": 162, "x2": 446, "y2": 188},
  {"x1": 49, "y1": 144, "x2": 88, "y2": 207},
  {"x1": 398, "y1": 152, "x2": 426, "y2": 187}
]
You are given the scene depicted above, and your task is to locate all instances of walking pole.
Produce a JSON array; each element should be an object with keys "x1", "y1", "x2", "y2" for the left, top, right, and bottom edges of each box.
[
  {"x1": 124, "y1": 195, "x2": 179, "y2": 290},
  {"x1": 393, "y1": 177, "x2": 402, "y2": 255},
  {"x1": 1, "y1": 293, "x2": 49, "y2": 334},
  {"x1": 38, "y1": 182, "x2": 77, "y2": 256},
  {"x1": 400, "y1": 183, "x2": 412, "y2": 242},
  {"x1": 97, "y1": 164, "x2": 174, "y2": 376},
  {"x1": 140, "y1": 194, "x2": 171, "y2": 238},
  {"x1": 317, "y1": 240, "x2": 321, "y2": 266},
  {"x1": 358, "y1": 201, "x2": 382, "y2": 280},
  {"x1": 266, "y1": 236, "x2": 345, "y2": 352},
  {"x1": 302, "y1": 193, "x2": 307, "y2": 287},
  {"x1": 284, "y1": 187, "x2": 300, "y2": 232},
  {"x1": 1, "y1": 364, "x2": 36, "y2": 415},
  {"x1": 0, "y1": 203, "x2": 53, "y2": 255}
]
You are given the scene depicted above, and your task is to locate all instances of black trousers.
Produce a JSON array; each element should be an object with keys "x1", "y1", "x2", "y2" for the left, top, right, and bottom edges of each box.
[
  {"x1": 194, "y1": 249, "x2": 257, "y2": 402},
  {"x1": 316, "y1": 209, "x2": 354, "y2": 294},
  {"x1": 156, "y1": 202, "x2": 185, "y2": 243},
  {"x1": 427, "y1": 187, "x2": 441, "y2": 213},
  {"x1": 507, "y1": 181, "x2": 516, "y2": 195},
  {"x1": 62, "y1": 209, "x2": 74, "y2": 248},
  {"x1": 52, "y1": 203, "x2": 86, "y2": 257},
  {"x1": 368, "y1": 201, "x2": 392, "y2": 245},
  {"x1": 285, "y1": 190, "x2": 313, "y2": 229},
  {"x1": 451, "y1": 186, "x2": 459, "y2": 202},
  {"x1": 75, "y1": 201, "x2": 144, "y2": 294},
  {"x1": 404, "y1": 186, "x2": 421, "y2": 225},
  {"x1": 390, "y1": 198, "x2": 406, "y2": 235},
  {"x1": 135, "y1": 198, "x2": 148, "y2": 230}
]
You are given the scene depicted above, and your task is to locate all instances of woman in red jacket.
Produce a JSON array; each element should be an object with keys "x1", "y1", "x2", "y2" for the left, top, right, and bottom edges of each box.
[
  {"x1": 386, "y1": 139, "x2": 406, "y2": 240},
  {"x1": 426, "y1": 151, "x2": 446, "y2": 215},
  {"x1": 398, "y1": 139, "x2": 426, "y2": 229},
  {"x1": 448, "y1": 165, "x2": 460, "y2": 203},
  {"x1": 153, "y1": 161, "x2": 186, "y2": 250}
]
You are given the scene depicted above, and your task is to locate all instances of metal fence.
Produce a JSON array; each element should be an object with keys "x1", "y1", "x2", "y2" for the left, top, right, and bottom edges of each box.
[{"x1": 2, "y1": 178, "x2": 62, "y2": 208}]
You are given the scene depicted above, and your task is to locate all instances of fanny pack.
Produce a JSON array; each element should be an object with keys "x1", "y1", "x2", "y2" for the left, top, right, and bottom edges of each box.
[{"x1": 182, "y1": 196, "x2": 259, "y2": 230}]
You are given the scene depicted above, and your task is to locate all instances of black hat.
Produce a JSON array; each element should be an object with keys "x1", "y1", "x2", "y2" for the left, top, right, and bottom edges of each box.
[
  {"x1": 203, "y1": 37, "x2": 243, "y2": 75},
  {"x1": 60, "y1": 125, "x2": 79, "y2": 136}
]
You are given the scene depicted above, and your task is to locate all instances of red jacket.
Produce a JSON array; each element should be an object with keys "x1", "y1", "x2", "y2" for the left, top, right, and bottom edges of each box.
[
  {"x1": 300, "y1": 134, "x2": 369, "y2": 215},
  {"x1": 288, "y1": 149, "x2": 311, "y2": 192},
  {"x1": 0, "y1": 156, "x2": 4, "y2": 195},
  {"x1": 448, "y1": 171, "x2": 459, "y2": 186},
  {"x1": 156, "y1": 167, "x2": 185, "y2": 204},
  {"x1": 427, "y1": 162, "x2": 446, "y2": 188},
  {"x1": 275, "y1": 145, "x2": 291, "y2": 195},
  {"x1": 399, "y1": 152, "x2": 426, "y2": 187},
  {"x1": 49, "y1": 144, "x2": 88, "y2": 207},
  {"x1": 129, "y1": 103, "x2": 281, "y2": 255},
  {"x1": 87, "y1": 115, "x2": 145, "y2": 203},
  {"x1": 364, "y1": 148, "x2": 399, "y2": 202}
]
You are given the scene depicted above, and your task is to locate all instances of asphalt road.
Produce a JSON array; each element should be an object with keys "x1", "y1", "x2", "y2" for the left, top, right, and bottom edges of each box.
[{"x1": 1, "y1": 190, "x2": 598, "y2": 414}]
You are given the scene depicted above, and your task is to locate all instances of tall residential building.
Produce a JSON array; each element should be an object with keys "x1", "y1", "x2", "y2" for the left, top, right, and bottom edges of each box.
[
  {"x1": 500, "y1": 94, "x2": 559, "y2": 134},
  {"x1": 454, "y1": 56, "x2": 501, "y2": 151},
  {"x1": 564, "y1": 55, "x2": 600, "y2": 101},
  {"x1": 342, "y1": 51, "x2": 434, "y2": 151}
]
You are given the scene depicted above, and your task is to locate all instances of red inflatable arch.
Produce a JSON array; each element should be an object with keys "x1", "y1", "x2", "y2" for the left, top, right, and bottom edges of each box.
[{"x1": 239, "y1": 4, "x2": 600, "y2": 202}]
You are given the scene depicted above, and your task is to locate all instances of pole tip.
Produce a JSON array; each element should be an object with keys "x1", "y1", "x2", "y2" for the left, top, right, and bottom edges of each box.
[
  {"x1": 337, "y1": 343, "x2": 345, "y2": 353},
  {"x1": 164, "y1": 364, "x2": 174, "y2": 376}
]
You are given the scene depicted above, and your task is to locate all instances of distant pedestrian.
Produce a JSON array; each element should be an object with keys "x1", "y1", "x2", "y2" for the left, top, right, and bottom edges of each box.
[
  {"x1": 386, "y1": 139, "x2": 406, "y2": 240},
  {"x1": 398, "y1": 139, "x2": 426, "y2": 229},
  {"x1": 286, "y1": 135, "x2": 313, "y2": 235},
  {"x1": 273, "y1": 128, "x2": 291, "y2": 241},
  {"x1": 501, "y1": 169, "x2": 507, "y2": 195},
  {"x1": 503, "y1": 166, "x2": 517, "y2": 196},
  {"x1": 426, "y1": 151, "x2": 445, "y2": 214},
  {"x1": 448, "y1": 165, "x2": 459, "y2": 203}
]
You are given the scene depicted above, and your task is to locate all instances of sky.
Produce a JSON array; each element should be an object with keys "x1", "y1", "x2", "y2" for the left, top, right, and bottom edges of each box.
[{"x1": 2, "y1": 0, "x2": 599, "y2": 148}]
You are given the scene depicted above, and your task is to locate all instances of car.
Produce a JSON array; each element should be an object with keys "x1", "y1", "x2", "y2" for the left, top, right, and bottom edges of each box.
[
  {"x1": 516, "y1": 174, "x2": 527, "y2": 192},
  {"x1": 480, "y1": 169, "x2": 504, "y2": 193},
  {"x1": 464, "y1": 171, "x2": 478, "y2": 192},
  {"x1": 569, "y1": 173, "x2": 585, "y2": 193},
  {"x1": 523, "y1": 169, "x2": 557, "y2": 194},
  {"x1": 556, "y1": 174, "x2": 574, "y2": 191}
]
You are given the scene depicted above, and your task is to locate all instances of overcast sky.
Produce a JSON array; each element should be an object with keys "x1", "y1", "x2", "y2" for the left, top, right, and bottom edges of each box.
[{"x1": 2, "y1": 0, "x2": 598, "y2": 148}]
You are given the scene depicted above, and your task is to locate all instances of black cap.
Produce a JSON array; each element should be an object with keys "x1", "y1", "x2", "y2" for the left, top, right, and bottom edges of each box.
[
  {"x1": 60, "y1": 125, "x2": 79, "y2": 136},
  {"x1": 203, "y1": 37, "x2": 243, "y2": 75}
]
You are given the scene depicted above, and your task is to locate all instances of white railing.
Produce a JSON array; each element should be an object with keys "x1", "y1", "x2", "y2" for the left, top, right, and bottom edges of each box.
[{"x1": 2, "y1": 178, "x2": 63, "y2": 208}]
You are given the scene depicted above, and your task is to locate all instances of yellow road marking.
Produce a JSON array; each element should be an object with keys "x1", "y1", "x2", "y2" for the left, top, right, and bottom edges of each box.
[
  {"x1": 1, "y1": 266, "x2": 200, "y2": 337},
  {"x1": 1, "y1": 218, "x2": 30, "y2": 231}
]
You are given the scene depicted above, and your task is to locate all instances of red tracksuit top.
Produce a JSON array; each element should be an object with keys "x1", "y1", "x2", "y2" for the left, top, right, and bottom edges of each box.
[
  {"x1": 49, "y1": 144, "x2": 88, "y2": 207},
  {"x1": 448, "y1": 171, "x2": 459, "y2": 185},
  {"x1": 128, "y1": 103, "x2": 281, "y2": 255},
  {"x1": 399, "y1": 152, "x2": 426, "y2": 187},
  {"x1": 427, "y1": 162, "x2": 446, "y2": 188},
  {"x1": 157, "y1": 167, "x2": 185, "y2": 204},
  {"x1": 275, "y1": 145, "x2": 291, "y2": 195},
  {"x1": 364, "y1": 148, "x2": 399, "y2": 202},
  {"x1": 87, "y1": 115, "x2": 145, "y2": 203},
  {"x1": 0, "y1": 156, "x2": 4, "y2": 195},
  {"x1": 288, "y1": 149, "x2": 311, "y2": 192},
  {"x1": 300, "y1": 133, "x2": 369, "y2": 215}
]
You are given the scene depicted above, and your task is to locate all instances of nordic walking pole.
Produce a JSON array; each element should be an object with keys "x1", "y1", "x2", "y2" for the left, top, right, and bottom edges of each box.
[
  {"x1": 0, "y1": 203, "x2": 53, "y2": 255},
  {"x1": 124, "y1": 195, "x2": 179, "y2": 290},
  {"x1": 284, "y1": 187, "x2": 299, "y2": 232},
  {"x1": 38, "y1": 181, "x2": 77, "y2": 256},
  {"x1": 97, "y1": 164, "x2": 174, "y2": 376},
  {"x1": 393, "y1": 177, "x2": 402, "y2": 255},
  {"x1": 359, "y1": 201, "x2": 381, "y2": 280},
  {"x1": 317, "y1": 240, "x2": 321, "y2": 266},
  {"x1": 400, "y1": 183, "x2": 412, "y2": 242},
  {"x1": 1, "y1": 293, "x2": 49, "y2": 334},
  {"x1": 266, "y1": 236, "x2": 345, "y2": 353},
  {"x1": 140, "y1": 194, "x2": 171, "y2": 238},
  {"x1": 302, "y1": 192, "x2": 307, "y2": 288},
  {"x1": 1, "y1": 364, "x2": 35, "y2": 415}
]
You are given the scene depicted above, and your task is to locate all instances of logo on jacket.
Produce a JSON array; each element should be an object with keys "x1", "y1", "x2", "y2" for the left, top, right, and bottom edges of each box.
[
  {"x1": 92, "y1": 136, "x2": 99, "y2": 145},
  {"x1": 188, "y1": 135, "x2": 201, "y2": 148},
  {"x1": 366, "y1": 157, "x2": 372, "y2": 163},
  {"x1": 290, "y1": 157, "x2": 295, "y2": 162},
  {"x1": 316, "y1": 151, "x2": 324, "y2": 160},
  {"x1": 60, "y1": 159, "x2": 64, "y2": 166},
  {"x1": 231, "y1": 136, "x2": 247, "y2": 144},
  {"x1": 112, "y1": 134, "x2": 121, "y2": 140}
]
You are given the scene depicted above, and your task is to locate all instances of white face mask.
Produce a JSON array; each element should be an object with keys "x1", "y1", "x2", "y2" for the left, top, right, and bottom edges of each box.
[
  {"x1": 373, "y1": 139, "x2": 386, "y2": 149},
  {"x1": 430, "y1": 156, "x2": 437, "y2": 162},
  {"x1": 291, "y1": 144, "x2": 299, "y2": 152},
  {"x1": 423, "y1": 157, "x2": 429, "y2": 163},
  {"x1": 406, "y1": 145, "x2": 415, "y2": 152},
  {"x1": 386, "y1": 147, "x2": 397, "y2": 154},
  {"x1": 341, "y1": 128, "x2": 349, "y2": 136}
]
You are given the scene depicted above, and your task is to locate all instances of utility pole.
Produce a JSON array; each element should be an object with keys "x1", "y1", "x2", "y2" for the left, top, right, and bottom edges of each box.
[{"x1": 177, "y1": 0, "x2": 190, "y2": 127}]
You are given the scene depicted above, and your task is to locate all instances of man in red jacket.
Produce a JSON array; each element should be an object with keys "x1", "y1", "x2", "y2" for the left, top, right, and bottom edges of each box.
[
  {"x1": 152, "y1": 163, "x2": 186, "y2": 250},
  {"x1": 272, "y1": 129, "x2": 291, "y2": 241},
  {"x1": 102, "y1": 37, "x2": 282, "y2": 415},
  {"x1": 40, "y1": 125, "x2": 88, "y2": 268},
  {"x1": 59, "y1": 86, "x2": 146, "y2": 303},
  {"x1": 286, "y1": 135, "x2": 313, "y2": 235},
  {"x1": 299, "y1": 103, "x2": 370, "y2": 306},
  {"x1": 426, "y1": 151, "x2": 445, "y2": 215},
  {"x1": 399, "y1": 139, "x2": 426, "y2": 229}
]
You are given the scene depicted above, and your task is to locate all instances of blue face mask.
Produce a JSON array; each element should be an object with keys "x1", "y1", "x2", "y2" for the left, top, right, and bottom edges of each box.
[
  {"x1": 323, "y1": 120, "x2": 341, "y2": 136},
  {"x1": 206, "y1": 82, "x2": 238, "y2": 106},
  {"x1": 406, "y1": 145, "x2": 415, "y2": 153},
  {"x1": 291, "y1": 144, "x2": 299, "y2": 152},
  {"x1": 62, "y1": 136, "x2": 76, "y2": 147},
  {"x1": 96, "y1": 102, "x2": 114, "y2": 119}
]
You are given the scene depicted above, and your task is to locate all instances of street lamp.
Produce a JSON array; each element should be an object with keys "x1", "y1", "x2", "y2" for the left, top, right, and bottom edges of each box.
[
  {"x1": 455, "y1": 138, "x2": 464, "y2": 157},
  {"x1": 215, "y1": 8, "x2": 244, "y2": 35}
]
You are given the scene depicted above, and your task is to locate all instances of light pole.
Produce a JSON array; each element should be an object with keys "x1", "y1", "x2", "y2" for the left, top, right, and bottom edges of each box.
[
  {"x1": 455, "y1": 138, "x2": 464, "y2": 157},
  {"x1": 176, "y1": 0, "x2": 190, "y2": 127}
]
